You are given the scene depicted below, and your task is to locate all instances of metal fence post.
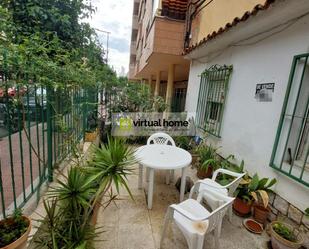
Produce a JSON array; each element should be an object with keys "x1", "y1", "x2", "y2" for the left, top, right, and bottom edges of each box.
[
  {"x1": 46, "y1": 86, "x2": 53, "y2": 182},
  {"x1": 82, "y1": 89, "x2": 87, "y2": 139}
]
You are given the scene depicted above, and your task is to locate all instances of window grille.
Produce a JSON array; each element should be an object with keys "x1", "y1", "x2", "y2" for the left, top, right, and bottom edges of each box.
[
  {"x1": 196, "y1": 65, "x2": 233, "y2": 137},
  {"x1": 172, "y1": 87, "x2": 187, "y2": 112},
  {"x1": 270, "y1": 53, "x2": 309, "y2": 187}
]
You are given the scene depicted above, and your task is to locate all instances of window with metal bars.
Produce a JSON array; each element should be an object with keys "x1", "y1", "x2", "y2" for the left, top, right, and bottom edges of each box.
[
  {"x1": 270, "y1": 53, "x2": 309, "y2": 187},
  {"x1": 172, "y1": 87, "x2": 187, "y2": 112},
  {"x1": 196, "y1": 65, "x2": 233, "y2": 137}
]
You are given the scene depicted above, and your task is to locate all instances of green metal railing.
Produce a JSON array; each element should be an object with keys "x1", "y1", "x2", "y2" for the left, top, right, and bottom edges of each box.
[
  {"x1": 0, "y1": 64, "x2": 98, "y2": 218},
  {"x1": 270, "y1": 53, "x2": 309, "y2": 187},
  {"x1": 196, "y1": 65, "x2": 233, "y2": 137}
]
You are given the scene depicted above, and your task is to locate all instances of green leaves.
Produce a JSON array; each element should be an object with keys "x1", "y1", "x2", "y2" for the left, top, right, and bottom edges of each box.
[
  {"x1": 272, "y1": 222, "x2": 297, "y2": 242},
  {"x1": 86, "y1": 137, "x2": 136, "y2": 199},
  {"x1": 244, "y1": 173, "x2": 277, "y2": 207},
  {"x1": 175, "y1": 136, "x2": 193, "y2": 151},
  {"x1": 305, "y1": 208, "x2": 309, "y2": 217},
  {"x1": 265, "y1": 178, "x2": 277, "y2": 189},
  {"x1": 0, "y1": 208, "x2": 29, "y2": 247},
  {"x1": 248, "y1": 173, "x2": 259, "y2": 191},
  {"x1": 1, "y1": 0, "x2": 117, "y2": 91},
  {"x1": 34, "y1": 198, "x2": 97, "y2": 249},
  {"x1": 48, "y1": 167, "x2": 97, "y2": 211},
  {"x1": 197, "y1": 144, "x2": 220, "y2": 171}
]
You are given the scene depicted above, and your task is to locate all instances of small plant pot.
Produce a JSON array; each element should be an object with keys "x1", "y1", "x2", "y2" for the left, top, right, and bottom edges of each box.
[
  {"x1": 0, "y1": 216, "x2": 31, "y2": 249},
  {"x1": 84, "y1": 130, "x2": 97, "y2": 142},
  {"x1": 233, "y1": 197, "x2": 252, "y2": 216},
  {"x1": 197, "y1": 166, "x2": 213, "y2": 179},
  {"x1": 253, "y1": 204, "x2": 270, "y2": 225},
  {"x1": 270, "y1": 221, "x2": 303, "y2": 249}
]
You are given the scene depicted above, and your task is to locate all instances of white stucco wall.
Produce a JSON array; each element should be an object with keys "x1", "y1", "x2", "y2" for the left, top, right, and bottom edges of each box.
[{"x1": 185, "y1": 14, "x2": 309, "y2": 211}]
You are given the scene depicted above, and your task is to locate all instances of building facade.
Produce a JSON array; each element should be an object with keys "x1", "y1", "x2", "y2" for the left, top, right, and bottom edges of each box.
[
  {"x1": 184, "y1": 0, "x2": 309, "y2": 219},
  {"x1": 128, "y1": 0, "x2": 190, "y2": 112},
  {"x1": 128, "y1": 0, "x2": 309, "y2": 232}
]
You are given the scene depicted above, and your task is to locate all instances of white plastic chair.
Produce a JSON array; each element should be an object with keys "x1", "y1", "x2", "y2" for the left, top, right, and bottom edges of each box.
[
  {"x1": 146, "y1": 132, "x2": 176, "y2": 184},
  {"x1": 160, "y1": 188, "x2": 235, "y2": 249},
  {"x1": 189, "y1": 168, "x2": 245, "y2": 221},
  {"x1": 147, "y1": 132, "x2": 176, "y2": 146}
]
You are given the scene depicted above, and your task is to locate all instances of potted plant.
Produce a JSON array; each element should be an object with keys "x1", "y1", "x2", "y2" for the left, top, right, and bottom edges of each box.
[
  {"x1": 270, "y1": 221, "x2": 303, "y2": 249},
  {"x1": 196, "y1": 144, "x2": 219, "y2": 179},
  {"x1": 216, "y1": 158, "x2": 244, "y2": 186},
  {"x1": 34, "y1": 137, "x2": 135, "y2": 248},
  {"x1": 84, "y1": 111, "x2": 98, "y2": 142},
  {"x1": 86, "y1": 137, "x2": 136, "y2": 224},
  {"x1": 84, "y1": 128, "x2": 97, "y2": 142},
  {"x1": 251, "y1": 174, "x2": 277, "y2": 224},
  {"x1": 0, "y1": 209, "x2": 31, "y2": 249},
  {"x1": 233, "y1": 175, "x2": 253, "y2": 216},
  {"x1": 233, "y1": 173, "x2": 276, "y2": 218}
]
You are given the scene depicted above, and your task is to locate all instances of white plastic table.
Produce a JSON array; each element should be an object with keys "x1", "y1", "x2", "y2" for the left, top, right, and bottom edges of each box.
[{"x1": 135, "y1": 144, "x2": 192, "y2": 209}]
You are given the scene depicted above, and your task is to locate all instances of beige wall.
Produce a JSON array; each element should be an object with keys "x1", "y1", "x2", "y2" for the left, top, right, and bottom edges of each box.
[
  {"x1": 132, "y1": 0, "x2": 189, "y2": 82},
  {"x1": 153, "y1": 18, "x2": 185, "y2": 55},
  {"x1": 137, "y1": 16, "x2": 186, "y2": 76},
  {"x1": 191, "y1": 0, "x2": 265, "y2": 45}
]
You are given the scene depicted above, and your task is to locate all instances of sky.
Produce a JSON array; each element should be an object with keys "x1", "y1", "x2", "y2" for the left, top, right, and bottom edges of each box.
[{"x1": 85, "y1": 0, "x2": 133, "y2": 76}]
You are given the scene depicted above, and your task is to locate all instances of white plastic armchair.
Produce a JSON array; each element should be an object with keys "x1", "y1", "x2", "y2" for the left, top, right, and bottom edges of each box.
[
  {"x1": 189, "y1": 168, "x2": 245, "y2": 221},
  {"x1": 189, "y1": 169, "x2": 245, "y2": 197},
  {"x1": 160, "y1": 188, "x2": 235, "y2": 249},
  {"x1": 146, "y1": 132, "x2": 176, "y2": 184},
  {"x1": 147, "y1": 132, "x2": 176, "y2": 146}
]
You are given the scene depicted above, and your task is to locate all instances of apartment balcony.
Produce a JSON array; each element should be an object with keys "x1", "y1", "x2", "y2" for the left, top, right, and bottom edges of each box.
[
  {"x1": 134, "y1": 16, "x2": 189, "y2": 81},
  {"x1": 160, "y1": 0, "x2": 188, "y2": 20},
  {"x1": 130, "y1": 41, "x2": 137, "y2": 55},
  {"x1": 128, "y1": 63, "x2": 136, "y2": 80},
  {"x1": 132, "y1": 15, "x2": 138, "y2": 29}
]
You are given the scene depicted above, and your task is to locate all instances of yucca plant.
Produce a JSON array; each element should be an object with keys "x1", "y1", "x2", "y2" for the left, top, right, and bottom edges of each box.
[
  {"x1": 34, "y1": 137, "x2": 135, "y2": 249},
  {"x1": 34, "y1": 167, "x2": 99, "y2": 249},
  {"x1": 33, "y1": 198, "x2": 97, "y2": 249},
  {"x1": 48, "y1": 167, "x2": 98, "y2": 214},
  {"x1": 86, "y1": 137, "x2": 136, "y2": 200}
]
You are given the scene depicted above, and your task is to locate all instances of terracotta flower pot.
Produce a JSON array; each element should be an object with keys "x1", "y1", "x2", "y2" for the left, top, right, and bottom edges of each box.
[
  {"x1": 0, "y1": 216, "x2": 31, "y2": 249},
  {"x1": 270, "y1": 221, "x2": 303, "y2": 249},
  {"x1": 253, "y1": 204, "x2": 270, "y2": 225},
  {"x1": 197, "y1": 166, "x2": 213, "y2": 179},
  {"x1": 84, "y1": 130, "x2": 97, "y2": 142},
  {"x1": 233, "y1": 197, "x2": 252, "y2": 216}
]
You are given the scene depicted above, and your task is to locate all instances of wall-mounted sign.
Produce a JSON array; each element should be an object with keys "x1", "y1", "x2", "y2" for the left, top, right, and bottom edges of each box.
[{"x1": 255, "y1": 83, "x2": 275, "y2": 102}]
